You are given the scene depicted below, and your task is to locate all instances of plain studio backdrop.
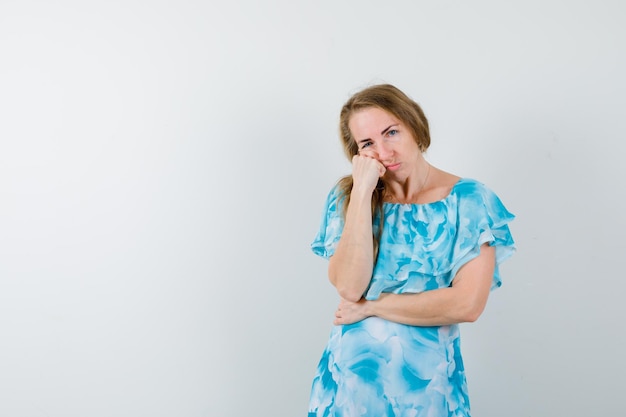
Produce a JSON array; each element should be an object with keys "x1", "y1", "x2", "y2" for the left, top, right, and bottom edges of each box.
[{"x1": 1, "y1": 1, "x2": 624, "y2": 416}]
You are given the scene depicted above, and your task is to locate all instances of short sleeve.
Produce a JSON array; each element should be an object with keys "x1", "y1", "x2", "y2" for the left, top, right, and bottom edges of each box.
[
  {"x1": 311, "y1": 185, "x2": 346, "y2": 259},
  {"x1": 449, "y1": 180, "x2": 516, "y2": 290}
]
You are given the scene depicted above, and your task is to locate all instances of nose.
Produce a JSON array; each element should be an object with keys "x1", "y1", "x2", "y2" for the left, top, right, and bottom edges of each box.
[{"x1": 377, "y1": 141, "x2": 393, "y2": 160}]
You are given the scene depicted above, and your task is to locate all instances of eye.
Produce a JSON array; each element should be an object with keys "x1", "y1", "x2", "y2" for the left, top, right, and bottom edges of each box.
[
  {"x1": 386, "y1": 129, "x2": 398, "y2": 137},
  {"x1": 360, "y1": 141, "x2": 373, "y2": 149}
]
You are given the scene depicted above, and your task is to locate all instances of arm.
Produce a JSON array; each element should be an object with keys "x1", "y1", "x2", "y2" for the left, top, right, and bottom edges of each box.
[
  {"x1": 328, "y1": 154, "x2": 385, "y2": 302},
  {"x1": 334, "y1": 243, "x2": 496, "y2": 326}
]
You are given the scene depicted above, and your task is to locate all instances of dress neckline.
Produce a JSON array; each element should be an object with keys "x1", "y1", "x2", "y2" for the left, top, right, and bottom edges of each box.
[{"x1": 382, "y1": 178, "x2": 466, "y2": 207}]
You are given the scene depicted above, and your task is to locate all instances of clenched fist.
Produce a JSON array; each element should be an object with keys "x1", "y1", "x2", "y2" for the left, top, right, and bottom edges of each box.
[{"x1": 351, "y1": 151, "x2": 386, "y2": 195}]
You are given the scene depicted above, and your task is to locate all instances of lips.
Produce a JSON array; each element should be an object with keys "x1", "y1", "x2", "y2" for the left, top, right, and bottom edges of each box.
[{"x1": 385, "y1": 163, "x2": 401, "y2": 171}]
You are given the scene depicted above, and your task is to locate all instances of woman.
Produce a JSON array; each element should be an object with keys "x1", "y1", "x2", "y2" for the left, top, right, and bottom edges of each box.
[{"x1": 308, "y1": 84, "x2": 515, "y2": 416}]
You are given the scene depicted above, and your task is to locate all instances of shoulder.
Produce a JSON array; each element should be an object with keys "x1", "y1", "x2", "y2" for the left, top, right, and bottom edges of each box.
[
  {"x1": 452, "y1": 178, "x2": 504, "y2": 203},
  {"x1": 453, "y1": 177, "x2": 489, "y2": 195},
  {"x1": 321, "y1": 177, "x2": 350, "y2": 213},
  {"x1": 330, "y1": 176, "x2": 352, "y2": 200},
  {"x1": 452, "y1": 178, "x2": 515, "y2": 223},
  {"x1": 452, "y1": 178, "x2": 498, "y2": 208}
]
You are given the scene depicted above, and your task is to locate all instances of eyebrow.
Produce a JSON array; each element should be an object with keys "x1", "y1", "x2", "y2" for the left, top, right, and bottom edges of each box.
[
  {"x1": 381, "y1": 124, "x2": 398, "y2": 135},
  {"x1": 357, "y1": 124, "x2": 399, "y2": 145}
]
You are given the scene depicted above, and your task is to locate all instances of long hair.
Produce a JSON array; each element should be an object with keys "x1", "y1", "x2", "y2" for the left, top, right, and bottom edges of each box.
[{"x1": 336, "y1": 84, "x2": 431, "y2": 259}]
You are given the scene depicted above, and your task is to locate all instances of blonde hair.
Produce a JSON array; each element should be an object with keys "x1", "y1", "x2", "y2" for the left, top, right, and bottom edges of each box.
[{"x1": 335, "y1": 84, "x2": 431, "y2": 259}]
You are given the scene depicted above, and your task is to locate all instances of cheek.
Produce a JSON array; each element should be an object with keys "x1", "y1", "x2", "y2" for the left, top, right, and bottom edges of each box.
[{"x1": 404, "y1": 140, "x2": 422, "y2": 155}]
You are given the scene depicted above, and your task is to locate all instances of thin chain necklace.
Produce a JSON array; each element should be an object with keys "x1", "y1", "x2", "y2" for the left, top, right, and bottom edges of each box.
[{"x1": 386, "y1": 163, "x2": 431, "y2": 204}]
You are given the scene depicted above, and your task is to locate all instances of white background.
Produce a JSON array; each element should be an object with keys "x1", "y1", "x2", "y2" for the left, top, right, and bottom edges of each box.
[{"x1": 1, "y1": 1, "x2": 625, "y2": 416}]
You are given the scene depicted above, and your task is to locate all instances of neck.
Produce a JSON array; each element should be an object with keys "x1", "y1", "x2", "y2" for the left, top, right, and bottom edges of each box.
[{"x1": 385, "y1": 160, "x2": 432, "y2": 204}]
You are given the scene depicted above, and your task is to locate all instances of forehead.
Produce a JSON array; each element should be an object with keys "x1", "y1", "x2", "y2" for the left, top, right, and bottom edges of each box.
[{"x1": 349, "y1": 107, "x2": 400, "y2": 136}]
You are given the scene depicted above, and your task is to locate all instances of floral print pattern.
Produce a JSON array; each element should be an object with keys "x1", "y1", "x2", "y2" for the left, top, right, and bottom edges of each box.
[{"x1": 308, "y1": 178, "x2": 515, "y2": 416}]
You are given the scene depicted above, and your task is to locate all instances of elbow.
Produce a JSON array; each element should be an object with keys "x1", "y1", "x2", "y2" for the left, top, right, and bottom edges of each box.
[
  {"x1": 335, "y1": 285, "x2": 365, "y2": 303},
  {"x1": 328, "y1": 268, "x2": 366, "y2": 302},
  {"x1": 461, "y1": 309, "x2": 482, "y2": 323},
  {"x1": 458, "y1": 302, "x2": 486, "y2": 323}
]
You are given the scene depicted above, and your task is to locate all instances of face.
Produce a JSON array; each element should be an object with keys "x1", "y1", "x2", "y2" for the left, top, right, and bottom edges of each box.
[{"x1": 348, "y1": 107, "x2": 421, "y2": 178}]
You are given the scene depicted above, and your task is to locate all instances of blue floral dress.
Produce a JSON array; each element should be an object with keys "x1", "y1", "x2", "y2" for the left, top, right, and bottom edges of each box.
[{"x1": 308, "y1": 178, "x2": 515, "y2": 417}]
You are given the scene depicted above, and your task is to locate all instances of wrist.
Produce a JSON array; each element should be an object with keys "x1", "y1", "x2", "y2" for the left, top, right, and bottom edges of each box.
[
  {"x1": 367, "y1": 293, "x2": 390, "y2": 318},
  {"x1": 350, "y1": 186, "x2": 374, "y2": 203},
  {"x1": 363, "y1": 298, "x2": 375, "y2": 318}
]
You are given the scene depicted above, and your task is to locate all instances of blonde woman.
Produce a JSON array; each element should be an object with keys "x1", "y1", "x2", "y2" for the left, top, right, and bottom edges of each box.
[{"x1": 308, "y1": 84, "x2": 516, "y2": 416}]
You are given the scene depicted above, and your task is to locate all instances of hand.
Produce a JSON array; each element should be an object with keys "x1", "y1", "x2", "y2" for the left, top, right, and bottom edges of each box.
[
  {"x1": 334, "y1": 297, "x2": 370, "y2": 325},
  {"x1": 351, "y1": 152, "x2": 386, "y2": 195}
]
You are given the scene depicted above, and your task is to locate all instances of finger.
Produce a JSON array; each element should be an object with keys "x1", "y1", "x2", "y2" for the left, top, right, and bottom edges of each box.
[
  {"x1": 358, "y1": 149, "x2": 379, "y2": 160},
  {"x1": 363, "y1": 157, "x2": 386, "y2": 177},
  {"x1": 353, "y1": 154, "x2": 385, "y2": 174}
]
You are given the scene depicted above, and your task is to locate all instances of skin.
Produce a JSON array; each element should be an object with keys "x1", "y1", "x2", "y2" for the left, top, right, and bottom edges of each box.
[{"x1": 329, "y1": 107, "x2": 496, "y2": 326}]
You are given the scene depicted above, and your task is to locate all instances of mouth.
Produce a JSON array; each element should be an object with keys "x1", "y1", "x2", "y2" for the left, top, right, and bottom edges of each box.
[{"x1": 385, "y1": 163, "x2": 401, "y2": 171}]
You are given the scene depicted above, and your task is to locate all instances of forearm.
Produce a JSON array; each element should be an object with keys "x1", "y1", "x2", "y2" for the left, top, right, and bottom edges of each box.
[
  {"x1": 335, "y1": 245, "x2": 495, "y2": 326},
  {"x1": 328, "y1": 190, "x2": 375, "y2": 302},
  {"x1": 365, "y1": 289, "x2": 483, "y2": 326}
]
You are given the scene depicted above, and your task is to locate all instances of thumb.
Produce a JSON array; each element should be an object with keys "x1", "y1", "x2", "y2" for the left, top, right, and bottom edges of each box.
[{"x1": 377, "y1": 163, "x2": 386, "y2": 177}]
